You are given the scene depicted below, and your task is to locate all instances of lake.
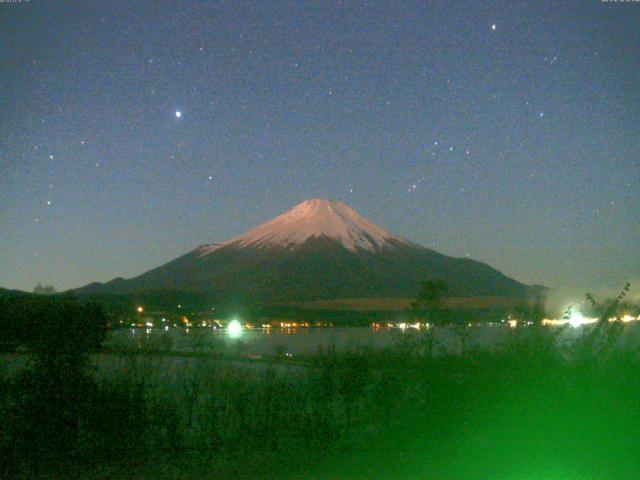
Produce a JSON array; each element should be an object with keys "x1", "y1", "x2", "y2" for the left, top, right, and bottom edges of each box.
[{"x1": 105, "y1": 321, "x2": 640, "y2": 358}]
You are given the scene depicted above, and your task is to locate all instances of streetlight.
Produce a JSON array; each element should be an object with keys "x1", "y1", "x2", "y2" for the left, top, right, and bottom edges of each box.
[{"x1": 227, "y1": 319, "x2": 242, "y2": 338}]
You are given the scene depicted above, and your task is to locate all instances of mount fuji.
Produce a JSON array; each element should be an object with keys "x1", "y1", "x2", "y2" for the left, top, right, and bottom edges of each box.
[{"x1": 75, "y1": 199, "x2": 537, "y2": 305}]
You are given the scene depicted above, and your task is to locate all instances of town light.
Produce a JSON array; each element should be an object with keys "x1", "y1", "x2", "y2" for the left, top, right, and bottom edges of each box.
[{"x1": 136, "y1": 306, "x2": 144, "y2": 313}]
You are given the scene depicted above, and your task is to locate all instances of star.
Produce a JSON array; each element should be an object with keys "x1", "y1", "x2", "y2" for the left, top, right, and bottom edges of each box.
[
  {"x1": 175, "y1": 111, "x2": 182, "y2": 118},
  {"x1": 491, "y1": 24, "x2": 496, "y2": 31}
]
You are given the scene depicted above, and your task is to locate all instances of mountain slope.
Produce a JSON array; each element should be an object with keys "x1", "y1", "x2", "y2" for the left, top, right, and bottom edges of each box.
[{"x1": 75, "y1": 199, "x2": 536, "y2": 303}]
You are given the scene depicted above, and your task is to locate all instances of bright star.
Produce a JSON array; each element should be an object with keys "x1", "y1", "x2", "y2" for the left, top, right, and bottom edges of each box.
[
  {"x1": 175, "y1": 111, "x2": 182, "y2": 118},
  {"x1": 491, "y1": 24, "x2": 496, "y2": 31}
]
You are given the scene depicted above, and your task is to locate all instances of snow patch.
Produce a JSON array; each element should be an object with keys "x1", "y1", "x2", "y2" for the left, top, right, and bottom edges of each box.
[{"x1": 197, "y1": 199, "x2": 411, "y2": 255}]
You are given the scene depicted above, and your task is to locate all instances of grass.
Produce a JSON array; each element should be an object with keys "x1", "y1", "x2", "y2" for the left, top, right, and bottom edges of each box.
[{"x1": 1, "y1": 322, "x2": 639, "y2": 479}]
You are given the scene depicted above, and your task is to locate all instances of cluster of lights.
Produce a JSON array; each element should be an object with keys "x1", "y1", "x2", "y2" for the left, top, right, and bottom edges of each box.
[
  {"x1": 369, "y1": 322, "x2": 432, "y2": 330},
  {"x1": 131, "y1": 305, "x2": 637, "y2": 334},
  {"x1": 397, "y1": 322, "x2": 421, "y2": 330},
  {"x1": 541, "y1": 313, "x2": 639, "y2": 328},
  {"x1": 273, "y1": 321, "x2": 311, "y2": 329},
  {"x1": 369, "y1": 314, "x2": 640, "y2": 331},
  {"x1": 380, "y1": 322, "x2": 430, "y2": 330}
]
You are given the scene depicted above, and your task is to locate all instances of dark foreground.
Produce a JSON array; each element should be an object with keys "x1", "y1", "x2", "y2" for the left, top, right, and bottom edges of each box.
[{"x1": 2, "y1": 321, "x2": 639, "y2": 479}]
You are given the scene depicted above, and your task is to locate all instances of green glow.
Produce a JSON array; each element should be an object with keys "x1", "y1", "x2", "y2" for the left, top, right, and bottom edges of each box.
[
  {"x1": 227, "y1": 319, "x2": 242, "y2": 338},
  {"x1": 568, "y1": 310, "x2": 595, "y2": 328}
]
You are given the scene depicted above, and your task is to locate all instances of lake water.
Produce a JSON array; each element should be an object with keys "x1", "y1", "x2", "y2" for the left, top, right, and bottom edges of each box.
[{"x1": 105, "y1": 322, "x2": 640, "y2": 358}]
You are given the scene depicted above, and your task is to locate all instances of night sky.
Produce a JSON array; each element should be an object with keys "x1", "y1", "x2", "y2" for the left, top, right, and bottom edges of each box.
[{"x1": 1, "y1": 1, "x2": 638, "y2": 300}]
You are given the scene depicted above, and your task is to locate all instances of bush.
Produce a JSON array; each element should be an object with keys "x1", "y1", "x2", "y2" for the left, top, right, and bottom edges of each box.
[{"x1": 0, "y1": 296, "x2": 107, "y2": 474}]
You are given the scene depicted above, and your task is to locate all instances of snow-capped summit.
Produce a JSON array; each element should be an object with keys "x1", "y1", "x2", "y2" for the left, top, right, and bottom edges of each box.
[{"x1": 198, "y1": 199, "x2": 411, "y2": 255}]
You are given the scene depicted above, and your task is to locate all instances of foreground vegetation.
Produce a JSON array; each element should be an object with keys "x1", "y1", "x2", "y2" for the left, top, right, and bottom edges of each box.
[{"x1": 1, "y1": 295, "x2": 639, "y2": 479}]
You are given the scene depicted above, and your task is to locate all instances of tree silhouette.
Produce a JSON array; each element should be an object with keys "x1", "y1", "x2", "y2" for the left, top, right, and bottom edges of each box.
[
  {"x1": 513, "y1": 294, "x2": 547, "y2": 325},
  {"x1": 33, "y1": 283, "x2": 57, "y2": 295},
  {"x1": 411, "y1": 279, "x2": 449, "y2": 326},
  {"x1": 3, "y1": 296, "x2": 108, "y2": 470}
]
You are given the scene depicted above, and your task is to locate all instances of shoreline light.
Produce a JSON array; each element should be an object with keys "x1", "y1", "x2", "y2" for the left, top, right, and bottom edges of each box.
[{"x1": 227, "y1": 319, "x2": 242, "y2": 338}]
